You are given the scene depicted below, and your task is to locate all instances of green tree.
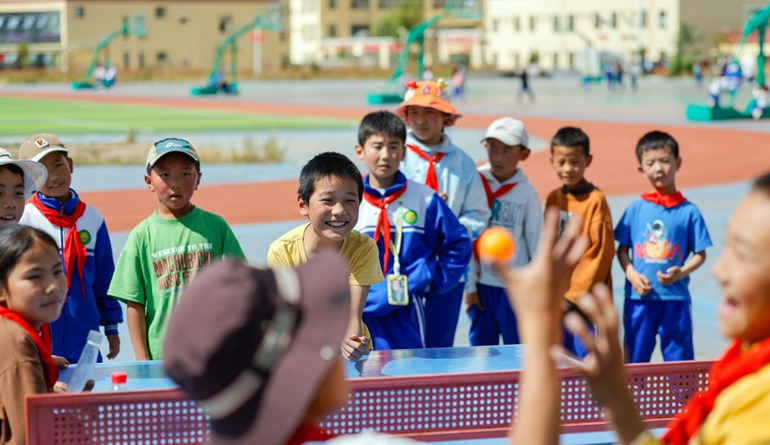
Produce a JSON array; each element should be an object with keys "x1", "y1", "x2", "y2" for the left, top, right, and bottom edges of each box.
[
  {"x1": 670, "y1": 21, "x2": 702, "y2": 75},
  {"x1": 375, "y1": 0, "x2": 424, "y2": 38},
  {"x1": 17, "y1": 43, "x2": 29, "y2": 69}
]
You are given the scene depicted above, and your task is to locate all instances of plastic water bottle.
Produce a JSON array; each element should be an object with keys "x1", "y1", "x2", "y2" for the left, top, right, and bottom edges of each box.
[
  {"x1": 111, "y1": 372, "x2": 128, "y2": 392},
  {"x1": 66, "y1": 330, "x2": 104, "y2": 392}
]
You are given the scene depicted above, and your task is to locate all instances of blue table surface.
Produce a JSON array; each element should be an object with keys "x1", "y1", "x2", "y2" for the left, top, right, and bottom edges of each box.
[{"x1": 60, "y1": 345, "x2": 526, "y2": 392}]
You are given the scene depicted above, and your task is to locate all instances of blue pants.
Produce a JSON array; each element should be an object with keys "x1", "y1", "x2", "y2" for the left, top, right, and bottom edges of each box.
[
  {"x1": 422, "y1": 281, "x2": 464, "y2": 348},
  {"x1": 563, "y1": 324, "x2": 592, "y2": 359},
  {"x1": 468, "y1": 284, "x2": 520, "y2": 346},
  {"x1": 363, "y1": 296, "x2": 426, "y2": 350},
  {"x1": 623, "y1": 299, "x2": 693, "y2": 363}
]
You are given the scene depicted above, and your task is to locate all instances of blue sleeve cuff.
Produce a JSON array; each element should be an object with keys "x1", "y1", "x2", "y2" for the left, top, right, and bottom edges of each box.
[{"x1": 103, "y1": 325, "x2": 119, "y2": 336}]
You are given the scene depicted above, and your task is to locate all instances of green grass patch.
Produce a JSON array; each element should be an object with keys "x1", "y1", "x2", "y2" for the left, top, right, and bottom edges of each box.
[{"x1": 0, "y1": 96, "x2": 354, "y2": 136}]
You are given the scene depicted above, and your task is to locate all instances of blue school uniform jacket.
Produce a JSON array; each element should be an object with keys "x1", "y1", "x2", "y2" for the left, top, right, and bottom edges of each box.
[
  {"x1": 20, "y1": 190, "x2": 123, "y2": 362},
  {"x1": 356, "y1": 172, "x2": 472, "y2": 318}
]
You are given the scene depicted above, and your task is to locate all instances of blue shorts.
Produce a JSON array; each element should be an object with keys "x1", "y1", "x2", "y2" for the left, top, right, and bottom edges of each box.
[
  {"x1": 623, "y1": 299, "x2": 693, "y2": 363},
  {"x1": 468, "y1": 284, "x2": 520, "y2": 346}
]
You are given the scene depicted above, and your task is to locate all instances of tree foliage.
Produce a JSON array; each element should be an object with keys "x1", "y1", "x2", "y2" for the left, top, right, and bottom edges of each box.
[{"x1": 375, "y1": 0, "x2": 424, "y2": 38}]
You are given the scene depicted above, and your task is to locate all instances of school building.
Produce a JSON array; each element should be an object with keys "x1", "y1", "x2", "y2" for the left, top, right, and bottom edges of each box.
[
  {"x1": 483, "y1": 0, "x2": 768, "y2": 73},
  {"x1": 0, "y1": 0, "x2": 286, "y2": 74}
]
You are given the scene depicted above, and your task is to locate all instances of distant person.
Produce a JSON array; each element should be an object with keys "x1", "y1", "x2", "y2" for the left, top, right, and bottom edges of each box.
[
  {"x1": 396, "y1": 80, "x2": 490, "y2": 347},
  {"x1": 19, "y1": 134, "x2": 123, "y2": 365},
  {"x1": 517, "y1": 68, "x2": 535, "y2": 103},
  {"x1": 750, "y1": 85, "x2": 768, "y2": 120},
  {"x1": 94, "y1": 64, "x2": 106, "y2": 88},
  {"x1": 451, "y1": 64, "x2": 466, "y2": 102},
  {"x1": 104, "y1": 65, "x2": 117, "y2": 89},
  {"x1": 615, "y1": 131, "x2": 712, "y2": 363},
  {"x1": 108, "y1": 138, "x2": 245, "y2": 361},
  {"x1": 267, "y1": 152, "x2": 384, "y2": 361}
]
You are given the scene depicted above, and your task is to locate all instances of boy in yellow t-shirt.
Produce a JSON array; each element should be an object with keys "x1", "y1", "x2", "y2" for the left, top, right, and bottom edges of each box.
[{"x1": 268, "y1": 152, "x2": 383, "y2": 361}]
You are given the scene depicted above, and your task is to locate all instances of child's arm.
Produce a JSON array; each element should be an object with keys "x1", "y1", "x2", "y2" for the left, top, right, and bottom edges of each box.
[
  {"x1": 0, "y1": 358, "x2": 48, "y2": 444},
  {"x1": 341, "y1": 284, "x2": 370, "y2": 362},
  {"x1": 126, "y1": 302, "x2": 151, "y2": 361},
  {"x1": 93, "y1": 222, "x2": 123, "y2": 359},
  {"x1": 617, "y1": 244, "x2": 651, "y2": 296},
  {"x1": 459, "y1": 171, "x2": 491, "y2": 239},
  {"x1": 657, "y1": 250, "x2": 707, "y2": 286},
  {"x1": 429, "y1": 194, "x2": 473, "y2": 294}
]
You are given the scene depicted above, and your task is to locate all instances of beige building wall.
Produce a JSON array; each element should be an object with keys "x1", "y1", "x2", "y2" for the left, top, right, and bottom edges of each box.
[
  {"x1": 680, "y1": 0, "x2": 769, "y2": 56},
  {"x1": 0, "y1": 0, "x2": 285, "y2": 74}
]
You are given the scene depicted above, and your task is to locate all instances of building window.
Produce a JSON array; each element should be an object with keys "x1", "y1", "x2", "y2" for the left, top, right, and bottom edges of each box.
[
  {"x1": 594, "y1": 13, "x2": 601, "y2": 29},
  {"x1": 351, "y1": 25, "x2": 369, "y2": 36},
  {"x1": 529, "y1": 16, "x2": 536, "y2": 31},
  {"x1": 351, "y1": 0, "x2": 369, "y2": 10},
  {"x1": 514, "y1": 52, "x2": 520, "y2": 70},
  {"x1": 552, "y1": 52, "x2": 558, "y2": 69},
  {"x1": 378, "y1": 0, "x2": 396, "y2": 8},
  {"x1": 492, "y1": 18, "x2": 499, "y2": 32},
  {"x1": 569, "y1": 52, "x2": 575, "y2": 69},
  {"x1": 329, "y1": 25, "x2": 336, "y2": 37},
  {"x1": 157, "y1": 51, "x2": 168, "y2": 64},
  {"x1": 434, "y1": 0, "x2": 447, "y2": 8},
  {"x1": 219, "y1": 16, "x2": 231, "y2": 33},
  {"x1": 610, "y1": 12, "x2": 617, "y2": 28},
  {"x1": 155, "y1": 7, "x2": 166, "y2": 18},
  {"x1": 138, "y1": 52, "x2": 145, "y2": 69},
  {"x1": 123, "y1": 52, "x2": 129, "y2": 69},
  {"x1": 567, "y1": 14, "x2": 574, "y2": 31},
  {"x1": 640, "y1": 10, "x2": 647, "y2": 27},
  {"x1": 179, "y1": 17, "x2": 187, "y2": 25},
  {"x1": 659, "y1": 11, "x2": 667, "y2": 28},
  {"x1": 74, "y1": 6, "x2": 85, "y2": 19},
  {"x1": 329, "y1": 0, "x2": 336, "y2": 9},
  {"x1": 553, "y1": 16, "x2": 560, "y2": 32},
  {"x1": 513, "y1": 16, "x2": 520, "y2": 32}
]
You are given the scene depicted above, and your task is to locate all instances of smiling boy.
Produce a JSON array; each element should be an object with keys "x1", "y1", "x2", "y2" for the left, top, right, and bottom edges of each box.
[
  {"x1": 614, "y1": 130, "x2": 712, "y2": 363},
  {"x1": 108, "y1": 138, "x2": 244, "y2": 360},
  {"x1": 268, "y1": 152, "x2": 383, "y2": 361}
]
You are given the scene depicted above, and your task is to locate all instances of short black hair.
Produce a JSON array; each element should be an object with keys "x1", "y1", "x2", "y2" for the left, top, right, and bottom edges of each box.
[
  {"x1": 0, "y1": 225, "x2": 58, "y2": 291},
  {"x1": 551, "y1": 127, "x2": 590, "y2": 157},
  {"x1": 636, "y1": 130, "x2": 679, "y2": 163},
  {"x1": 752, "y1": 172, "x2": 770, "y2": 195},
  {"x1": 0, "y1": 164, "x2": 24, "y2": 180},
  {"x1": 297, "y1": 152, "x2": 363, "y2": 204},
  {"x1": 357, "y1": 110, "x2": 407, "y2": 146}
]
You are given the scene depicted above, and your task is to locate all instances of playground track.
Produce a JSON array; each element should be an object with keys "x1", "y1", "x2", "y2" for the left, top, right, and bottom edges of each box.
[{"x1": 0, "y1": 89, "x2": 767, "y2": 232}]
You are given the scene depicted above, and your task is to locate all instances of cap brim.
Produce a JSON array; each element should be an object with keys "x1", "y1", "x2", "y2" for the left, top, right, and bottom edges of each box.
[
  {"x1": 211, "y1": 251, "x2": 351, "y2": 445},
  {"x1": 147, "y1": 150, "x2": 200, "y2": 169},
  {"x1": 395, "y1": 96, "x2": 462, "y2": 126},
  {"x1": 0, "y1": 159, "x2": 48, "y2": 199},
  {"x1": 28, "y1": 147, "x2": 67, "y2": 163}
]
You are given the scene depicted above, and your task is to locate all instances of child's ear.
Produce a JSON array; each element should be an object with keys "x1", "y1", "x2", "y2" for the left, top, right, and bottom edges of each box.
[
  {"x1": 354, "y1": 144, "x2": 365, "y2": 160},
  {"x1": 676, "y1": 157, "x2": 682, "y2": 171},
  {"x1": 144, "y1": 174, "x2": 154, "y2": 192},
  {"x1": 399, "y1": 144, "x2": 406, "y2": 161},
  {"x1": 520, "y1": 148, "x2": 531, "y2": 161},
  {"x1": 67, "y1": 157, "x2": 74, "y2": 174},
  {"x1": 297, "y1": 195, "x2": 309, "y2": 217},
  {"x1": 195, "y1": 171, "x2": 202, "y2": 190},
  {"x1": 585, "y1": 154, "x2": 593, "y2": 167},
  {"x1": 637, "y1": 164, "x2": 644, "y2": 175}
]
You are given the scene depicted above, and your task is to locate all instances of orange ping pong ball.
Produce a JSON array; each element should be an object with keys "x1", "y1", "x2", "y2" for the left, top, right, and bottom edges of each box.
[{"x1": 478, "y1": 227, "x2": 516, "y2": 263}]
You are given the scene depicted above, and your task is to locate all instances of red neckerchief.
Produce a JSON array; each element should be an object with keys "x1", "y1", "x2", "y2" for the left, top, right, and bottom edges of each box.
[
  {"x1": 363, "y1": 182, "x2": 408, "y2": 276},
  {"x1": 32, "y1": 194, "x2": 87, "y2": 298},
  {"x1": 641, "y1": 191, "x2": 687, "y2": 209},
  {"x1": 408, "y1": 144, "x2": 445, "y2": 192},
  {"x1": 479, "y1": 173, "x2": 517, "y2": 209},
  {"x1": 663, "y1": 337, "x2": 770, "y2": 445},
  {"x1": 0, "y1": 306, "x2": 59, "y2": 389},
  {"x1": 284, "y1": 422, "x2": 335, "y2": 445}
]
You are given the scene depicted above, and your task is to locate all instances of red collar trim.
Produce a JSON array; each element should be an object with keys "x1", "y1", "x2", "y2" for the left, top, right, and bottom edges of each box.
[{"x1": 641, "y1": 191, "x2": 687, "y2": 209}]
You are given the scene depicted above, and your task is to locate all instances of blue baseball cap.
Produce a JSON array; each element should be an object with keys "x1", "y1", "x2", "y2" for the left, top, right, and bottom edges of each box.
[{"x1": 146, "y1": 137, "x2": 200, "y2": 169}]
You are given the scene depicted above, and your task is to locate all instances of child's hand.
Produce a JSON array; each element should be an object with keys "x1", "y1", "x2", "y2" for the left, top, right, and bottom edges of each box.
[
  {"x1": 626, "y1": 267, "x2": 652, "y2": 296},
  {"x1": 464, "y1": 291, "x2": 483, "y2": 313},
  {"x1": 52, "y1": 355, "x2": 70, "y2": 369},
  {"x1": 439, "y1": 193, "x2": 449, "y2": 201},
  {"x1": 657, "y1": 266, "x2": 682, "y2": 286},
  {"x1": 341, "y1": 333, "x2": 369, "y2": 362},
  {"x1": 555, "y1": 284, "x2": 628, "y2": 406},
  {"x1": 53, "y1": 381, "x2": 68, "y2": 393},
  {"x1": 107, "y1": 334, "x2": 120, "y2": 359}
]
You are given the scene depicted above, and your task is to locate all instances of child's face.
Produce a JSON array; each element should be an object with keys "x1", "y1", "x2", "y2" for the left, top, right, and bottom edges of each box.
[
  {"x1": 355, "y1": 133, "x2": 405, "y2": 185},
  {"x1": 712, "y1": 192, "x2": 770, "y2": 343},
  {"x1": 299, "y1": 175, "x2": 360, "y2": 244},
  {"x1": 405, "y1": 106, "x2": 445, "y2": 145},
  {"x1": 485, "y1": 138, "x2": 530, "y2": 182},
  {"x1": 0, "y1": 168, "x2": 26, "y2": 226},
  {"x1": 0, "y1": 241, "x2": 66, "y2": 328},
  {"x1": 38, "y1": 152, "x2": 73, "y2": 200},
  {"x1": 145, "y1": 154, "x2": 200, "y2": 216},
  {"x1": 550, "y1": 145, "x2": 592, "y2": 188},
  {"x1": 638, "y1": 146, "x2": 680, "y2": 193}
]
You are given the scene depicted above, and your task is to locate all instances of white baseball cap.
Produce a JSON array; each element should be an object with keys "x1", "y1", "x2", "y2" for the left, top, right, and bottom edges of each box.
[
  {"x1": 0, "y1": 148, "x2": 48, "y2": 199},
  {"x1": 484, "y1": 117, "x2": 529, "y2": 148}
]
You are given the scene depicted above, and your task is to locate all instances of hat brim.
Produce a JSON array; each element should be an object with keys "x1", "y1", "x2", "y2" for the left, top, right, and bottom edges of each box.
[
  {"x1": 147, "y1": 150, "x2": 200, "y2": 169},
  {"x1": 0, "y1": 159, "x2": 48, "y2": 199},
  {"x1": 395, "y1": 96, "x2": 462, "y2": 126},
  {"x1": 28, "y1": 147, "x2": 67, "y2": 163},
  {"x1": 211, "y1": 251, "x2": 351, "y2": 445}
]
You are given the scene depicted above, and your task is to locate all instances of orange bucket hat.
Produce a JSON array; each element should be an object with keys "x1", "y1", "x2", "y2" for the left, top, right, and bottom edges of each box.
[{"x1": 395, "y1": 79, "x2": 463, "y2": 127}]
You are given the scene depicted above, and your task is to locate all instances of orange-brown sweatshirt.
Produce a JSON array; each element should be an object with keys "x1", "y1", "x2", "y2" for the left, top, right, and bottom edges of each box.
[{"x1": 545, "y1": 184, "x2": 615, "y2": 302}]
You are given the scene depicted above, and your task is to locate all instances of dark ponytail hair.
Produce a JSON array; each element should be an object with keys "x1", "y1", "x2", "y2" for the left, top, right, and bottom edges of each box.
[{"x1": 0, "y1": 225, "x2": 59, "y2": 289}]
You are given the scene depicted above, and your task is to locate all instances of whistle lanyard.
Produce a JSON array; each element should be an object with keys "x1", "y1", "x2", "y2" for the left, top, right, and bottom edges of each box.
[{"x1": 389, "y1": 202, "x2": 404, "y2": 276}]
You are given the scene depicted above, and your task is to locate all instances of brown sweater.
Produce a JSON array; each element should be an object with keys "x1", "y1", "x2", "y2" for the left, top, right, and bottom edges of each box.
[
  {"x1": 546, "y1": 186, "x2": 615, "y2": 302},
  {"x1": 0, "y1": 318, "x2": 48, "y2": 445}
]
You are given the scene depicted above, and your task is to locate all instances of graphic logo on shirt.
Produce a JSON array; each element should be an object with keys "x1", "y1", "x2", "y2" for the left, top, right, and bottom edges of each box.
[
  {"x1": 556, "y1": 211, "x2": 573, "y2": 237},
  {"x1": 634, "y1": 219, "x2": 682, "y2": 264},
  {"x1": 78, "y1": 229, "x2": 91, "y2": 245},
  {"x1": 491, "y1": 200, "x2": 525, "y2": 228},
  {"x1": 403, "y1": 209, "x2": 418, "y2": 225},
  {"x1": 151, "y1": 243, "x2": 216, "y2": 292}
]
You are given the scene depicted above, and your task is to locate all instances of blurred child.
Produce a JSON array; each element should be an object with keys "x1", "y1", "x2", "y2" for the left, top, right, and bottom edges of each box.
[
  {"x1": 18, "y1": 134, "x2": 123, "y2": 364},
  {"x1": 268, "y1": 152, "x2": 383, "y2": 360},
  {"x1": 615, "y1": 131, "x2": 711, "y2": 363},
  {"x1": 397, "y1": 79, "x2": 489, "y2": 347},
  {"x1": 546, "y1": 127, "x2": 615, "y2": 357},
  {"x1": 0, "y1": 148, "x2": 46, "y2": 227},
  {"x1": 108, "y1": 138, "x2": 244, "y2": 361},
  {"x1": 466, "y1": 117, "x2": 542, "y2": 345},
  {"x1": 354, "y1": 111, "x2": 471, "y2": 349},
  {"x1": 0, "y1": 225, "x2": 68, "y2": 445}
]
